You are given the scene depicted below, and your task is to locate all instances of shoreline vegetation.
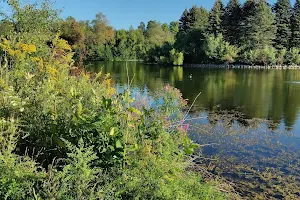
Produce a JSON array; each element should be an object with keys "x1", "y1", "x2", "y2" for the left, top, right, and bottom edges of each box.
[
  {"x1": 0, "y1": 0, "x2": 232, "y2": 199},
  {"x1": 24, "y1": 0, "x2": 300, "y2": 67},
  {"x1": 2, "y1": 0, "x2": 299, "y2": 68},
  {"x1": 183, "y1": 63, "x2": 300, "y2": 69},
  {"x1": 0, "y1": 0, "x2": 300, "y2": 199}
]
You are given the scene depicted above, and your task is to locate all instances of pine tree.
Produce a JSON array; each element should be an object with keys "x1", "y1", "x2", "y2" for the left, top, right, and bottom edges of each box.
[
  {"x1": 179, "y1": 9, "x2": 190, "y2": 34},
  {"x1": 138, "y1": 22, "x2": 146, "y2": 33},
  {"x1": 192, "y1": 6, "x2": 209, "y2": 32},
  {"x1": 223, "y1": 0, "x2": 242, "y2": 45},
  {"x1": 291, "y1": 0, "x2": 300, "y2": 47},
  {"x1": 208, "y1": 0, "x2": 225, "y2": 36},
  {"x1": 241, "y1": 0, "x2": 276, "y2": 49},
  {"x1": 274, "y1": 0, "x2": 291, "y2": 49},
  {"x1": 240, "y1": 0, "x2": 257, "y2": 46},
  {"x1": 179, "y1": 6, "x2": 208, "y2": 34}
]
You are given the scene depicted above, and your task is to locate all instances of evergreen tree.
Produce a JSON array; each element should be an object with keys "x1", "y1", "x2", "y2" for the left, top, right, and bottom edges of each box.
[
  {"x1": 191, "y1": 6, "x2": 209, "y2": 32},
  {"x1": 208, "y1": 0, "x2": 225, "y2": 36},
  {"x1": 223, "y1": 0, "x2": 242, "y2": 45},
  {"x1": 169, "y1": 21, "x2": 179, "y2": 35},
  {"x1": 138, "y1": 22, "x2": 146, "y2": 33},
  {"x1": 179, "y1": 8, "x2": 190, "y2": 33},
  {"x1": 240, "y1": 0, "x2": 257, "y2": 46},
  {"x1": 291, "y1": 0, "x2": 300, "y2": 47},
  {"x1": 241, "y1": 0, "x2": 276, "y2": 49},
  {"x1": 274, "y1": 0, "x2": 291, "y2": 49},
  {"x1": 179, "y1": 6, "x2": 208, "y2": 34}
]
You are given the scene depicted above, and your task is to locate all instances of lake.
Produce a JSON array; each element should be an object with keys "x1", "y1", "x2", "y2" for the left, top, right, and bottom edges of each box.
[{"x1": 89, "y1": 61, "x2": 300, "y2": 199}]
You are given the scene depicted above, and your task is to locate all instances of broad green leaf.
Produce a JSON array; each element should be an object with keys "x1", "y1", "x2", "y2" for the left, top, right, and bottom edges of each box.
[
  {"x1": 110, "y1": 127, "x2": 115, "y2": 136},
  {"x1": 116, "y1": 140, "x2": 123, "y2": 148}
]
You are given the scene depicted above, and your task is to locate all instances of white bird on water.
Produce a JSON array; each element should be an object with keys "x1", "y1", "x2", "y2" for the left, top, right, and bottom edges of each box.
[{"x1": 189, "y1": 74, "x2": 193, "y2": 79}]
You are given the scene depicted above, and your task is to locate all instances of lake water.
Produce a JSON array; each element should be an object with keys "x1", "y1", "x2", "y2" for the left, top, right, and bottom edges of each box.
[{"x1": 89, "y1": 61, "x2": 300, "y2": 198}]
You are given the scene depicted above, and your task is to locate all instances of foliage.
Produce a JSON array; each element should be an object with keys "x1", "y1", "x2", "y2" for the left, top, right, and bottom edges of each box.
[
  {"x1": 240, "y1": 45, "x2": 277, "y2": 65},
  {"x1": 41, "y1": 138, "x2": 104, "y2": 199},
  {"x1": 176, "y1": 29, "x2": 206, "y2": 64},
  {"x1": 286, "y1": 47, "x2": 300, "y2": 65},
  {"x1": 204, "y1": 34, "x2": 239, "y2": 63},
  {"x1": 240, "y1": 0, "x2": 276, "y2": 49},
  {"x1": 222, "y1": 0, "x2": 242, "y2": 45},
  {"x1": 0, "y1": 118, "x2": 44, "y2": 200},
  {"x1": 179, "y1": 6, "x2": 209, "y2": 34},
  {"x1": 276, "y1": 47, "x2": 287, "y2": 65},
  {"x1": 145, "y1": 43, "x2": 184, "y2": 66},
  {"x1": 208, "y1": 0, "x2": 225, "y2": 36},
  {"x1": 170, "y1": 49, "x2": 184, "y2": 65},
  {"x1": 0, "y1": 1, "x2": 226, "y2": 199},
  {"x1": 274, "y1": 0, "x2": 292, "y2": 49},
  {"x1": 291, "y1": 0, "x2": 300, "y2": 48},
  {"x1": 145, "y1": 20, "x2": 174, "y2": 48},
  {"x1": 3, "y1": 0, "x2": 300, "y2": 66}
]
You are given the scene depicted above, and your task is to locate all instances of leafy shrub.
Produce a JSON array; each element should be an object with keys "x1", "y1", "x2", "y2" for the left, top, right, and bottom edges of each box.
[
  {"x1": 286, "y1": 48, "x2": 300, "y2": 65},
  {"x1": 41, "y1": 138, "x2": 104, "y2": 200},
  {"x1": 145, "y1": 43, "x2": 184, "y2": 65},
  {"x1": 0, "y1": 1, "x2": 226, "y2": 199},
  {"x1": 170, "y1": 49, "x2": 184, "y2": 65},
  {"x1": 204, "y1": 34, "x2": 239, "y2": 64},
  {"x1": 0, "y1": 119, "x2": 44, "y2": 200},
  {"x1": 240, "y1": 45, "x2": 276, "y2": 65},
  {"x1": 276, "y1": 48, "x2": 287, "y2": 65}
]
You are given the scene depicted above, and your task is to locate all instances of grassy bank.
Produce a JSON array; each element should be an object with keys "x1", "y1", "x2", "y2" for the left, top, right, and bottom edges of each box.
[{"x1": 0, "y1": 1, "x2": 228, "y2": 199}]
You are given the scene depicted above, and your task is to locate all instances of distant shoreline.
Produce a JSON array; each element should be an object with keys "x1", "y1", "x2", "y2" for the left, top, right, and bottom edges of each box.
[{"x1": 184, "y1": 64, "x2": 300, "y2": 69}]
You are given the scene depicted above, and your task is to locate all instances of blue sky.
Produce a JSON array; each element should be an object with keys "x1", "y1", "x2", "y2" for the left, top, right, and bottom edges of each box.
[{"x1": 1, "y1": 0, "x2": 297, "y2": 29}]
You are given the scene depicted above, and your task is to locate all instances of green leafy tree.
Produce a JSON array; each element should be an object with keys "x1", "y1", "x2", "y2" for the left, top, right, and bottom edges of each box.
[
  {"x1": 0, "y1": 20, "x2": 14, "y2": 37},
  {"x1": 291, "y1": 0, "x2": 300, "y2": 47},
  {"x1": 274, "y1": 0, "x2": 292, "y2": 49},
  {"x1": 60, "y1": 17, "x2": 85, "y2": 46},
  {"x1": 91, "y1": 12, "x2": 114, "y2": 46},
  {"x1": 2, "y1": 0, "x2": 60, "y2": 57},
  {"x1": 176, "y1": 29, "x2": 206, "y2": 63},
  {"x1": 208, "y1": 0, "x2": 225, "y2": 36},
  {"x1": 145, "y1": 20, "x2": 174, "y2": 48},
  {"x1": 205, "y1": 34, "x2": 239, "y2": 63},
  {"x1": 60, "y1": 16, "x2": 86, "y2": 65},
  {"x1": 223, "y1": 0, "x2": 242, "y2": 44}
]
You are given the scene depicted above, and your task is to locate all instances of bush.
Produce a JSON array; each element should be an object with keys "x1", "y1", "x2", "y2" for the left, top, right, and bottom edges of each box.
[
  {"x1": 170, "y1": 48, "x2": 184, "y2": 65},
  {"x1": 0, "y1": 30, "x2": 225, "y2": 200},
  {"x1": 276, "y1": 48, "x2": 287, "y2": 65},
  {"x1": 0, "y1": 119, "x2": 44, "y2": 200},
  {"x1": 145, "y1": 43, "x2": 184, "y2": 66},
  {"x1": 286, "y1": 48, "x2": 300, "y2": 65},
  {"x1": 204, "y1": 34, "x2": 239, "y2": 64},
  {"x1": 240, "y1": 45, "x2": 276, "y2": 65},
  {"x1": 0, "y1": 1, "x2": 226, "y2": 199}
]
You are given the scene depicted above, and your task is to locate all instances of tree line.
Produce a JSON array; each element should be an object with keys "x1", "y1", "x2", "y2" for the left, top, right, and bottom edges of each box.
[{"x1": 1, "y1": 0, "x2": 300, "y2": 66}]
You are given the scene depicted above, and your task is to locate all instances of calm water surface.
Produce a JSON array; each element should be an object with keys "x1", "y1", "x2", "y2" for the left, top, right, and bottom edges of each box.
[
  {"x1": 89, "y1": 61, "x2": 300, "y2": 198},
  {"x1": 89, "y1": 61, "x2": 300, "y2": 136}
]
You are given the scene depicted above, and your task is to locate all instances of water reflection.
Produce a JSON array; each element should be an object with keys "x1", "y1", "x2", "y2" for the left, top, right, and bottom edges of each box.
[
  {"x1": 89, "y1": 61, "x2": 300, "y2": 134},
  {"x1": 89, "y1": 61, "x2": 300, "y2": 198}
]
